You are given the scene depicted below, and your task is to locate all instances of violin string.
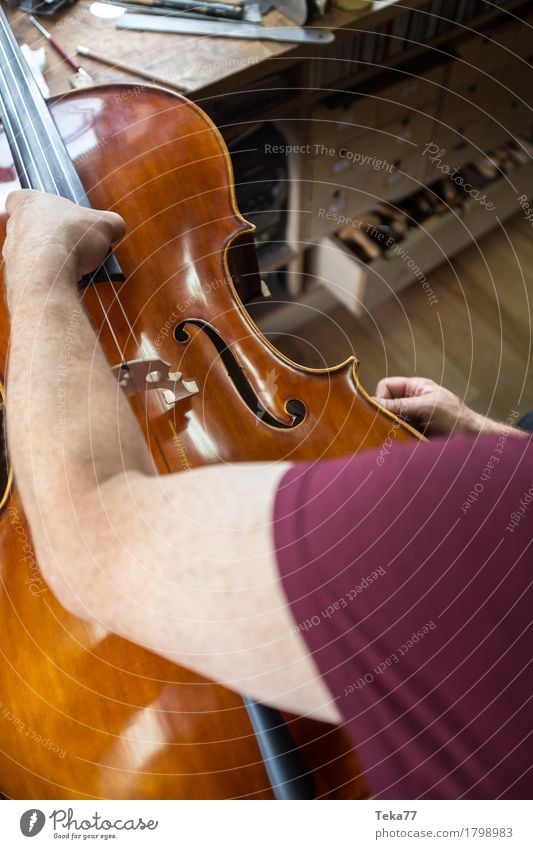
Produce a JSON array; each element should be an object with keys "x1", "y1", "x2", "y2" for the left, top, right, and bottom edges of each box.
[
  {"x1": 0, "y1": 72, "x2": 44, "y2": 191},
  {"x1": 0, "y1": 14, "x2": 142, "y2": 369},
  {"x1": 1, "y1": 15, "x2": 307, "y2": 789},
  {"x1": 0, "y1": 67, "x2": 41, "y2": 192},
  {"x1": 0, "y1": 18, "x2": 61, "y2": 192},
  {"x1": 94, "y1": 269, "x2": 175, "y2": 477},
  {"x1": 1, "y1": 11, "x2": 180, "y2": 480},
  {"x1": 0, "y1": 97, "x2": 37, "y2": 191},
  {"x1": 0, "y1": 14, "x2": 143, "y2": 360}
]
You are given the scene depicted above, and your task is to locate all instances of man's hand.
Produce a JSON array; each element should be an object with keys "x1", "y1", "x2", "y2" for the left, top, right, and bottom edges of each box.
[
  {"x1": 374, "y1": 376, "x2": 517, "y2": 436},
  {"x1": 3, "y1": 191, "x2": 337, "y2": 724},
  {"x1": 3, "y1": 190, "x2": 125, "y2": 289}
]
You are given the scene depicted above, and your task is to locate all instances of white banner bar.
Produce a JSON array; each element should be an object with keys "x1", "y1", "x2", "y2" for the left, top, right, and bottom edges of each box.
[{"x1": 1, "y1": 800, "x2": 530, "y2": 848}]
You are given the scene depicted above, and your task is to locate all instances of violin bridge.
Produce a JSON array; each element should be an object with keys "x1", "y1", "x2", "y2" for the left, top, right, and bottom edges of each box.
[{"x1": 111, "y1": 359, "x2": 198, "y2": 408}]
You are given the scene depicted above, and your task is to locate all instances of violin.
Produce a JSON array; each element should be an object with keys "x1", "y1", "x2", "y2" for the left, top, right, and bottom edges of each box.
[{"x1": 0, "y1": 7, "x2": 420, "y2": 799}]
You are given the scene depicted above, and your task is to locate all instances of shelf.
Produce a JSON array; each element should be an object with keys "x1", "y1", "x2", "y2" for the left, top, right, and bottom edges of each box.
[
  {"x1": 257, "y1": 243, "x2": 297, "y2": 273},
  {"x1": 302, "y1": 0, "x2": 530, "y2": 106},
  {"x1": 307, "y1": 150, "x2": 533, "y2": 317}
]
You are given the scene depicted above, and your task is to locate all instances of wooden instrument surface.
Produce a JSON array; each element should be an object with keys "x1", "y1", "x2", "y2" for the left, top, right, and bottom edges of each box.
[{"x1": 0, "y1": 86, "x2": 420, "y2": 799}]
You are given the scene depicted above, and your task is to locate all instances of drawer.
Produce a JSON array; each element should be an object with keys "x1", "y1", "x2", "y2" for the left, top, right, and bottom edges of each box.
[
  {"x1": 463, "y1": 117, "x2": 512, "y2": 152},
  {"x1": 308, "y1": 183, "x2": 372, "y2": 239},
  {"x1": 310, "y1": 93, "x2": 379, "y2": 149},
  {"x1": 425, "y1": 114, "x2": 512, "y2": 175},
  {"x1": 309, "y1": 219, "x2": 451, "y2": 315},
  {"x1": 310, "y1": 65, "x2": 444, "y2": 150},
  {"x1": 353, "y1": 111, "x2": 436, "y2": 165},
  {"x1": 310, "y1": 112, "x2": 434, "y2": 187},
  {"x1": 309, "y1": 158, "x2": 533, "y2": 317},
  {"x1": 432, "y1": 119, "x2": 511, "y2": 159},
  {"x1": 439, "y1": 75, "x2": 509, "y2": 136},
  {"x1": 381, "y1": 154, "x2": 425, "y2": 200},
  {"x1": 477, "y1": 71, "x2": 516, "y2": 109},
  {"x1": 374, "y1": 64, "x2": 445, "y2": 125},
  {"x1": 439, "y1": 81, "x2": 482, "y2": 133},
  {"x1": 309, "y1": 152, "x2": 425, "y2": 232},
  {"x1": 500, "y1": 65, "x2": 533, "y2": 137},
  {"x1": 421, "y1": 129, "x2": 480, "y2": 182},
  {"x1": 309, "y1": 235, "x2": 368, "y2": 316}
]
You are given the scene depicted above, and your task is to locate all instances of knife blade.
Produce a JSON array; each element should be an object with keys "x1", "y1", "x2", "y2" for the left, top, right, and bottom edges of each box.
[{"x1": 116, "y1": 12, "x2": 334, "y2": 42}]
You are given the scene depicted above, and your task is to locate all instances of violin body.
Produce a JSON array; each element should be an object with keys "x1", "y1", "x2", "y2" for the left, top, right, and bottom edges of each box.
[{"x1": 0, "y1": 85, "x2": 419, "y2": 799}]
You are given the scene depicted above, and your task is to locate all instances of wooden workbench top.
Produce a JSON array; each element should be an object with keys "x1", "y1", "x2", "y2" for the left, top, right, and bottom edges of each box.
[{"x1": 8, "y1": 0, "x2": 403, "y2": 97}]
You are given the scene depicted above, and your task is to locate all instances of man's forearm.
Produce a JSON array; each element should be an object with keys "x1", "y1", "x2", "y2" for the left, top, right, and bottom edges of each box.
[
  {"x1": 5, "y1": 253, "x2": 153, "y2": 568},
  {"x1": 0, "y1": 193, "x2": 342, "y2": 724},
  {"x1": 463, "y1": 408, "x2": 529, "y2": 438},
  {"x1": 375, "y1": 376, "x2": 530, "y2": 437}
]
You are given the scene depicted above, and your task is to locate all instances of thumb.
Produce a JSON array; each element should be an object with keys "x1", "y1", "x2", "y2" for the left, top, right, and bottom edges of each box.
[
  {"x1": 376, "y1": 396, "x2": 420, "y2": 417},
  {"x1": 94, "y1": 209, "x2": 126, "y2": 244},
  {"x1": 5, "y1": 189, "x2": 37, "y2": 216}
]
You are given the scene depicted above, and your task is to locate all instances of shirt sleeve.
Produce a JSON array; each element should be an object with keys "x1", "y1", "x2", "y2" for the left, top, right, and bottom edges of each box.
[{"x1": 273, "y1": 432, "x2": 533, "y2": 799}]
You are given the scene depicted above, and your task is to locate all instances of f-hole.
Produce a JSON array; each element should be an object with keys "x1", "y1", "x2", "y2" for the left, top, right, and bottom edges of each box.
[{"x1": 174, "y1": 320, "x2": 306, "y2": 429}]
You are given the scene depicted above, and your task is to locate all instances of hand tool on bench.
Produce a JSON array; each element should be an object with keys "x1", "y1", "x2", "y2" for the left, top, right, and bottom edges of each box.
[{"x1": 116, "y1": 12, "x2": 335, "y2": 42}]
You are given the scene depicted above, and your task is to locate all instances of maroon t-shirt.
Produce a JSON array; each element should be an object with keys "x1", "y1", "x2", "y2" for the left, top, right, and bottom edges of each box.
[{"x1": 273, "y1": 432, "x2": 533, "y2": 799}]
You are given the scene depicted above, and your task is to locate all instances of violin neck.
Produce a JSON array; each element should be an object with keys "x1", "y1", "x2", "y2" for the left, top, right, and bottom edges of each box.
[{"x1": 0, "y1": 6, "x2": 89, "y2": 205}]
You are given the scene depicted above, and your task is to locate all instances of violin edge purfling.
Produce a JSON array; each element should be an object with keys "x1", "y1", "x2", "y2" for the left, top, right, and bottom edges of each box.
[{"x1": 0, "y1": 18, "x2": 420, "y2": 799}]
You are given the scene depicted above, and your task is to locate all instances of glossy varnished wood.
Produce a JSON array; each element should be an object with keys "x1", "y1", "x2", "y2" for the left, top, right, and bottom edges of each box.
[{"x1": 0, "y1": 86, "x2": 420, "y2": 799}]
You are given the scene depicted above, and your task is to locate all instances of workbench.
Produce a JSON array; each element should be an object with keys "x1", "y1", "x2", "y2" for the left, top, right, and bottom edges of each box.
[
  {"x1": 8, "y1": 0, "x2": 401, "y2": 99},
  {"x1": 7, "y1": 0, "x2": 533, "y2": 320}
]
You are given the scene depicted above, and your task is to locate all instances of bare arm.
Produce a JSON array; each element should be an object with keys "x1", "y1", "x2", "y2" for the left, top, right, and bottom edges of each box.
[
  {"x1": 4, "y1": 190, "x2": 338, "y2": 724},
  {"x1": 375, "y1": 376, "x2": 528, "y2": 437}
]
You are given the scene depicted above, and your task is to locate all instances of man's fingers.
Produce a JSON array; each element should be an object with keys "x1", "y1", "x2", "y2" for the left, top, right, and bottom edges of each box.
[
  {"x1": 6, "y1": 190, "x2": 125, "y2": 245},
  {"x1": 405, "y1": 377, "x2": 436, "y2": 398},
  {"x1": 378, "y1": 396, "x2": 404, "y2": 414},
  {"x1": 5, "y1": 189, "x2": 38, "y2": 216},
  {"x1": 375, "y1": 376, "x2": 411, "y2": 399},
  {"x1": 375, "y1": 376, "x2": 439, "y2": 400},
  {"x1": 97, "y1": 211, "x2": 126, "y2": 245},
  {"x1": 378, "y1": 395, "x2": 424, "y2": 419}
]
